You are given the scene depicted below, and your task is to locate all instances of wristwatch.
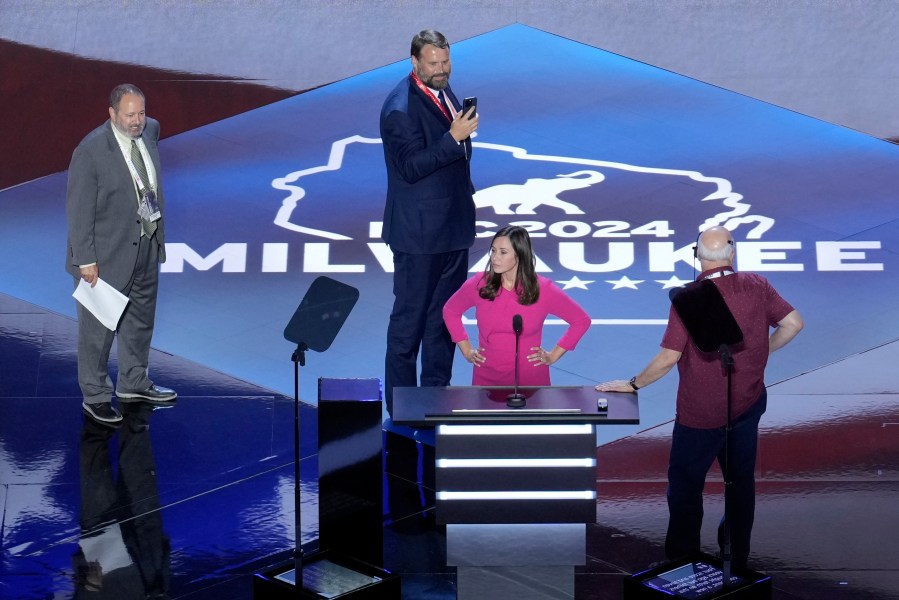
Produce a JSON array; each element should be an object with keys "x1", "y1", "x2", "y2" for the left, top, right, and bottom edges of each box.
[{"x1": 628, "y1": 376, "x2": 640, "y2": 391}]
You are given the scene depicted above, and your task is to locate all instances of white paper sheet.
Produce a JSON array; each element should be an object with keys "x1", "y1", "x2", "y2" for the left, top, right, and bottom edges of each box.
[{"x1": 72, "y1": 278, "x2": 129, "y2": 331}]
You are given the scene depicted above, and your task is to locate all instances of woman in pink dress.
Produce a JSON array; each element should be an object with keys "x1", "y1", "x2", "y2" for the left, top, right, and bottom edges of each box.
[{"x1": 442, "y1": 225, "x2": 591, "y2": 386}]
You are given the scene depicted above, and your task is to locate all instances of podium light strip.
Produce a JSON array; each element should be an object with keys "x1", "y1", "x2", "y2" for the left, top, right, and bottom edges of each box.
[
  {"x1": 437, "y1": 491, "x2": 596, "y2": 500},
  {"x1": 438, "y1": 424, "x2": 594, "y2": 436},
  {"x1": 437, "y1": 458, "x2": 596, "y2": 468}
]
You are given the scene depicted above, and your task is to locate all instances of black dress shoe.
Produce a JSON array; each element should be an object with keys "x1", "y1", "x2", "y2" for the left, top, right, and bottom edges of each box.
[
  {"x1": 117, "y1": 384, "x2": 177, "y2": 404},
  {"x1": 82, "y1": 401, "x2": 123, "y2": 425}
]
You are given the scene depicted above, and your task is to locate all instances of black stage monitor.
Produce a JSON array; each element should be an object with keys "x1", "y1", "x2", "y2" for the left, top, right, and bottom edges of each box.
[
  {"x1": 669, "y1": 279, "x2": 742, "y2": 353},
  {"x1": 624, "y1": 553, "x2": 771, "y2": 599},
  {"x1": 284, "y1": 276, "x2": 359, "y2": 352}
]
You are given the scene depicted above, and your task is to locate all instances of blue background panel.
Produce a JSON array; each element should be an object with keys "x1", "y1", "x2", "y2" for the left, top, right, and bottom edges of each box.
[{"x1": 1, "y1": 25, "x2": 897, "y2": 441}]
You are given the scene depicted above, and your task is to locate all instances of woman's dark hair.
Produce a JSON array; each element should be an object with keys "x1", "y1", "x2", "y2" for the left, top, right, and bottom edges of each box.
[{"x1": 479, "y1": 225, "x2": 539, "y2": 305}]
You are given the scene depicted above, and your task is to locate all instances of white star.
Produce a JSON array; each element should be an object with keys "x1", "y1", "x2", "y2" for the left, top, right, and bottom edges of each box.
[
  {"x1": 605, "y1": 276, "x2": 644, "y2": 290},
  {"x1": 556, "y1": 275, "x2": 595, "y2": 290},
  {"x1": 656, "y1": 276, "x2": 692, "y2": 289}
]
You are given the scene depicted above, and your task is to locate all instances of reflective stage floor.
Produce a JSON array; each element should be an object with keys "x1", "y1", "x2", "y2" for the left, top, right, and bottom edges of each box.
[{"x1": 2, "y1": 292, "x2": 898, "y2": 599}]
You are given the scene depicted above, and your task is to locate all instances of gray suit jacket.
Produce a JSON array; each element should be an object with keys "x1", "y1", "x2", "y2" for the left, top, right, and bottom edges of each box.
[{"x1": 66, "y1": 118, "x2": 167, "y2": 290}]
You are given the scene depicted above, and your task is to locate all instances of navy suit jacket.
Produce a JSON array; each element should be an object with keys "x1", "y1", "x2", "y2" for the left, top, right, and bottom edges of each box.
[
  {"x1": 380, "y1": 76, "x2": 475, "y2": 255},
  {"x1": 66, "y1": 119, "x2": 167, "y2": 290}
]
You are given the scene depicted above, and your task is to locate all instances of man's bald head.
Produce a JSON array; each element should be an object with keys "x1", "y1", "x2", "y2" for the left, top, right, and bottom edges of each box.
[{"x1": 696, "y1": 226, "x2": 735, "y2": 263}]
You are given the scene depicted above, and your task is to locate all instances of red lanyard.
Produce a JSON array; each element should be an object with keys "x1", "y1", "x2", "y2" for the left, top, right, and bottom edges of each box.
[{"x1": 410, "y1": 71, "x2": 452, "y2": 122}]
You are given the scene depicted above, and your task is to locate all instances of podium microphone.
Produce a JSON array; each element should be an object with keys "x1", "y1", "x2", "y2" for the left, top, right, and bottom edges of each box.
[
  {"x1": 507, "y1": 314, "x2": 526, "y2": 407},
  {"x1": 513, "y1": 314, "x2": 523, "y2": 336}
]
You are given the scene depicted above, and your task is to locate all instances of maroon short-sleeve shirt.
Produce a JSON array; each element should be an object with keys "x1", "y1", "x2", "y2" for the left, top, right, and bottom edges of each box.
[{"x1": 661, "y1": 268, "x2": 794, "y2": 429}]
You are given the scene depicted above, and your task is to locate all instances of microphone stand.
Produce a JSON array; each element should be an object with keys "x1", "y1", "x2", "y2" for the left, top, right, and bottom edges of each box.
[
  {"x1": 255, "y1": 276, "x2": 359, "y2": 596},
  {"x1": 506, "y1": 323, "x2": 525, "y2": 408},
  {"x1": 719, "y1": 342, "x2": 734, "y2": 587},
  {"x1": 291, "y1": 341, "x2": 308, "y2": 587}
]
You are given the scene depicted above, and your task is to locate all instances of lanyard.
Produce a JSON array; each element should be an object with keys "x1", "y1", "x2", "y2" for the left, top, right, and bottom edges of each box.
[
  {"x1": 410, "y1": 71, "x2": 452, "y2": 122},
  {"x1": 702, "y1": 267, "x2": 735, "y2": 280},
  {"x1": 121, "y1": 142, "x2": 153, "y2": 193}
]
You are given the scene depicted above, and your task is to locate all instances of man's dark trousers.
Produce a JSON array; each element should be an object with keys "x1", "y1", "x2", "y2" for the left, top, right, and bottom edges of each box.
[
  {"x1": 665, "y1": 390, "x2": 767, "y2": 568},
  {"x1": 385, "y1": 249, "x2": 468, "y2": 415}
]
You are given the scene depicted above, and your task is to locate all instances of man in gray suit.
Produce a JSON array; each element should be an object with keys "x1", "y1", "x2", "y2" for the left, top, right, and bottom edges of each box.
[{"x1": 66, "y1": 83, "x2": 176, "y2": 425}]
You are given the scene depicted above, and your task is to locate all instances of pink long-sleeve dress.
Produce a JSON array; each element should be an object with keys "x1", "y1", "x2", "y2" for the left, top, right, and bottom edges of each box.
[{"x1": 442, "y1": 274, "x2": 591, "y2": 386}]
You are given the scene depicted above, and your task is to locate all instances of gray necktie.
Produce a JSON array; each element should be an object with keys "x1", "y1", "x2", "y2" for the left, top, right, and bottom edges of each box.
[{"x1": 130, "y1": 141, "x2": 157, "y2": 237}]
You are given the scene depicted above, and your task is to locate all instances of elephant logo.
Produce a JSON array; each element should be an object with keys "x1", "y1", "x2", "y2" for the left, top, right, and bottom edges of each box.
[{"x1": 473, "y1": 170, "x2": 603, "y2": 215}]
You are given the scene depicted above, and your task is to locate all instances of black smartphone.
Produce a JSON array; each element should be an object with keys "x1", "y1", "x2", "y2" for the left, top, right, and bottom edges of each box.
[{"x1": 462, "y1": 96, "x2": 477, "y2": 120}]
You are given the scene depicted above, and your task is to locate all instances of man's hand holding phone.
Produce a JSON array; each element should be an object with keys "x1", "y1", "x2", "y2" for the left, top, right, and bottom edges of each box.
[
  {"x1": 450, "y1": 96, "x2": 478, "y2": 142},
  {"x1": 462, "y1": 96, "x2": 477, "y2": 119}
]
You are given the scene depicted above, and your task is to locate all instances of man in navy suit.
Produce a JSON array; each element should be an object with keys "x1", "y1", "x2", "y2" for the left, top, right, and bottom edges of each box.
[
  {"x1": 380, "y1": 30, "x2": 480, "y2": 415},
  {"x1": 66, "y1": 84, "x2": 176, "y2": 426}
]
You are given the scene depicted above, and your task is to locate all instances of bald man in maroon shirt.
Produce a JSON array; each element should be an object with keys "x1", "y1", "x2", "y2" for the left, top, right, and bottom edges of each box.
[{"x1": 597, "y1": 226, "x2": 803, "y2": 569}]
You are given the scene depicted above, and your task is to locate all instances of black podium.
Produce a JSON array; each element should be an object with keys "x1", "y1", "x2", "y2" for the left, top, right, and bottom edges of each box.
[
  {"x1": 317, "y1": 377, "x2": 385, "y2": 568},
  {"x1": 394, "y1": 385, "x2": 638, "y2": 600},
  {"x1": 254, "y1": 377, "x2": 400, "y2": 598}
]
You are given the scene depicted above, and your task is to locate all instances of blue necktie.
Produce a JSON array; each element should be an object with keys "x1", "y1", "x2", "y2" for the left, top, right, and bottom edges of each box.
[{"x1": 438, "y1": 90, "x2": 451, "y2": 116}]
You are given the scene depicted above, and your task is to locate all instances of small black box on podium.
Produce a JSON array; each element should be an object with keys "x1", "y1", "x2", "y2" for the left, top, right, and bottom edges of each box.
[{"x1": 623, "y1": 553, "x2": 771, "y2": 600}]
